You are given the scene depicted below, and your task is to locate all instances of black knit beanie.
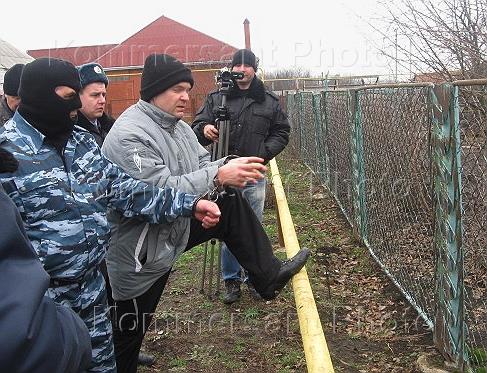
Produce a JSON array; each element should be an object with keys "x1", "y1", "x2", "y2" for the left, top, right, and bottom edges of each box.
[
  {"x1": 140, "y1": 54, "x2": 194, "y2": 102},
  {"x1": 231, "y1": 49, "x2": 258, "y2": 71},
  {"x1": 3, "y1": 64, "x2": 24, "y2": 96}
]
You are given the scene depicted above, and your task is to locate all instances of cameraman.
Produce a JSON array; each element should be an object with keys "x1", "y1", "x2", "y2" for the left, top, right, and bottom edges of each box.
[{"x1": 192, "y1": 49, "x2": 290, "y2": 304}]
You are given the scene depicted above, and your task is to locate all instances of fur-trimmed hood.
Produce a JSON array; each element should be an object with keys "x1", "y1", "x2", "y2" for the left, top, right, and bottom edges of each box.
[{"x1": 228, "y1": 76, "x2": 266, "y2": 103}]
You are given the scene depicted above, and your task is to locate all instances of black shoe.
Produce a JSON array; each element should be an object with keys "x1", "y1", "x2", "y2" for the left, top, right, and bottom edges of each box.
[
  {"x1": 260, "y1": 249, "x2": 310, "y2": 300},
  {"x1": 247, "y1": 282, "x2": 263, "y2": 301},
  {"x1": 222, "y1": 280, "x2": 241, "y2": 304},
  {"x1": 138, "y1": 351, "x2": 156, "y2": 366}
]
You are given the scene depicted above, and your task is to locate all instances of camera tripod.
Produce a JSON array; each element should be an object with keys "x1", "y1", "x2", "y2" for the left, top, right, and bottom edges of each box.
[{"x1": 199, "y1": 69, "x2": 242, "y2": 299}]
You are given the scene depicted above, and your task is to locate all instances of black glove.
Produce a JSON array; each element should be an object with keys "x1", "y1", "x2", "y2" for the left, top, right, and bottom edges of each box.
[{"x1": 0, "y1": 148, "x2": 19, "y2": 173}]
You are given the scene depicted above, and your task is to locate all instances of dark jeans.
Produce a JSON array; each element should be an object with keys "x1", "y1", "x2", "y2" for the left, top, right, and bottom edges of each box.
[{"x1": 111, "y1": 190, "x2": 281, "y2": 373}]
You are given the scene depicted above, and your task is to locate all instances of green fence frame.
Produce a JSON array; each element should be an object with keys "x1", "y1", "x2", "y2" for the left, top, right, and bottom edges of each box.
[{"x1": 284, "y1": 79, "x2": 487, "y2": 370}]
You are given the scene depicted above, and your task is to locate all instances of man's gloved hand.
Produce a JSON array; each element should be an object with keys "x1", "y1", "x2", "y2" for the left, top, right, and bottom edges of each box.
[{"x1": 0, "y1": 148, "x2": 19, "y2": 173}]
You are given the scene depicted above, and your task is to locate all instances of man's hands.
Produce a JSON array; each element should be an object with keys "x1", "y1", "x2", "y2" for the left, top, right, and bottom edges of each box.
[
  {"x1": 193, "y1": 199, "x2": 221, "y2": 229},
  {"x1": 203, "y1": 123, "x2": 267, "y2": 188},
  {"x1": 203, "y1": 124, "x2": 219, "y2": 142},
  {"x1": 217, "y1": 157, "x2": 267, "y2": 188},
  {"x1": 193, "y1": 157, "x2": 267, "y2": 228}
]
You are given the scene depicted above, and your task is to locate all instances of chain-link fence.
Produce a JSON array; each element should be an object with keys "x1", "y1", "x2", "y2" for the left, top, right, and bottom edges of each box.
[
  {"x1": 324, "y1": 91, "x2": 355, "y2": 224},
  {"x1": 457, "y1": 82, "x2": 487, "y2": 369},
  {"x1": 285, "y1": 80, "x2": 487, "y2": 371},
  {"x1": 360, "y1": 85, "x2": 436, "y2": 325}
]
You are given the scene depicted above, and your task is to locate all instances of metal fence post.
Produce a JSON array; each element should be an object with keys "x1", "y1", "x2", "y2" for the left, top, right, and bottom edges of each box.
[
  {"x1": 349, "y1": 90, "x2": 367, "y2": 243},
  {"x1": 431, "y1": 84, "x2": 466, "y2": 369},
  {"x1": 321, "y1": 91, "x2": 330, "y2": 187},
  {"x1": 311, "y1": 93, "x2": 327, "y2": 185},
  {"x1": 298, "y1": 92, "x2": 305, "y2": 158}
]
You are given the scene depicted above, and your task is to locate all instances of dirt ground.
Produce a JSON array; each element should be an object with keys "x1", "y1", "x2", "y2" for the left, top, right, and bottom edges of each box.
[{"x1": 139, "y1": 153, "x2": 435, "y2": 372}]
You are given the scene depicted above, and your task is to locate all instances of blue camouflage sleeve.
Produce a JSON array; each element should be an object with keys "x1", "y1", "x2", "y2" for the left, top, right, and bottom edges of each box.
[{"x1": 97, "y1": 154, "x2": 197, "y2": 224}]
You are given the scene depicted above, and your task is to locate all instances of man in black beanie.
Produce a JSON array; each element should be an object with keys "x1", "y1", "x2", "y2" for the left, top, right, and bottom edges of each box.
[
  {"x1": 1, "y1": 63, "x2": 24, "y2": 125},
  {"x1": 192, "y1": 48, "x2": 290, "y2": 304},
  {"x1": 0, "y1": 57, "x2": 223, "y2": 373},
  {"x1": 102, "y1": 53, "x2": 308, "y2": 373}
]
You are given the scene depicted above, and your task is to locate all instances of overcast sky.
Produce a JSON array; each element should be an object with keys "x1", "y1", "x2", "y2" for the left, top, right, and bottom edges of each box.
[{"x1": 1, "y1": 0, "x2": 394, "y2": 77}]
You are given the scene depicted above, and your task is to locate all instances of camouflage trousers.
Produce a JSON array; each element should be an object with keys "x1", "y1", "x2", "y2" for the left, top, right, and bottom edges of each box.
[{"x1": 47, "y1": 267, "x2": 116, "y2": 372}]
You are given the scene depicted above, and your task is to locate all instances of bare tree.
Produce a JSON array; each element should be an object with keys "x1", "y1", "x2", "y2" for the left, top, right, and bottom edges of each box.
[{"x1": 379, "y1": 0, "x2": 487, "y2": 81}]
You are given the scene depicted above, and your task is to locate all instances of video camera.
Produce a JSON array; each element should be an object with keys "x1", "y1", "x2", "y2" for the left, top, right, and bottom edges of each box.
[{"x1": 215, "y1": 67, "x2": 244, "y2": 90}]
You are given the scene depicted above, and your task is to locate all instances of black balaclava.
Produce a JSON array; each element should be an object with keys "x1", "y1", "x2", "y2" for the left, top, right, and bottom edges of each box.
[{"x1": 18, "y1": 58, "x2": 82, "y2": 152}]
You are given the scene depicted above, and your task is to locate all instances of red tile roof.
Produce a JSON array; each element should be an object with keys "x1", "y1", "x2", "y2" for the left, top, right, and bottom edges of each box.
[
  {"x1": 27, "y1": 45, "x2": 117, "y2": 66},
  {"x1": 27, "y1": 16, "x2": 237, "y2": 68}
]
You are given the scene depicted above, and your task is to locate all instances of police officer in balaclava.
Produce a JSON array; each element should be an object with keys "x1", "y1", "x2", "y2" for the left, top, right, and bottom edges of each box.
[{"x1": 17, "y1": 58, "x2": 82, "y2": 152}]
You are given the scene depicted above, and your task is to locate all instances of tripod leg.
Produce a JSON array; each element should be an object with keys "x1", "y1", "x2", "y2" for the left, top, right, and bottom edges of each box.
[
  {"x1": 217, "y1": 125, "x2": 223, "y2": 159},
  {"x1": 224, "y1": 121, "x2": 230, "y2": 156},
  {"x1": 211, "y1": 142, "x2": 218, "y2": 162},
  {"x1": 215, "y1": 240, "x2": 222, "y2": 296},
  {"x1": 199, "y1": 241, "x2": 209, "y2": 294},
  {"x1": 207, "y1": 239, "x2": 216, "y2": 299}
]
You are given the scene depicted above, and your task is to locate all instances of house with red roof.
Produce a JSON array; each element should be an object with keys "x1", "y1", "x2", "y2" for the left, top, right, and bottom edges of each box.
[{"x1": 28, "y1": 16, "x2": 238, "y2": 118}]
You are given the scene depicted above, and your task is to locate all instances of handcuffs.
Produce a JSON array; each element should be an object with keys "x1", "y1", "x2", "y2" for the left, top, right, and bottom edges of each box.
[{"x1": 192, "y1": 155, "x2": 239, "y2": 212}]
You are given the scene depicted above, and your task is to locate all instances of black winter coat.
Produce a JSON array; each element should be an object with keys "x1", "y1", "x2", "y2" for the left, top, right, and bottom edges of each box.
[
  {"x1": 0, "y1": 97, "x2": 14, "y2": 126},
  {"x1": 76, "y1": 111, "x2": 115, "y2": 146},
  {"x1": 192, "y1": 77, "x2": 290, "y2": 163}
]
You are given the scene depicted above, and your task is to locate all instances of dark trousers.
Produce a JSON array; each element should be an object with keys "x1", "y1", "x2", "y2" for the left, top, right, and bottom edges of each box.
[
  {"x1": 100, "y1": 259, "x2": 113, "y2": 304},
  {"x1": 111, "y1": 272, "x2": 170, "y2": 373},
  {"x1": 111, "y1": 190, "x2": 281, "y2": 373}
]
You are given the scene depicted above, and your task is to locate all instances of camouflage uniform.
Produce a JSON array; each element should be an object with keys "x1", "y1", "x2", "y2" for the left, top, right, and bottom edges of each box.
[{"x1": 0, "y1": 112, "x2": 196, "y2": 372}]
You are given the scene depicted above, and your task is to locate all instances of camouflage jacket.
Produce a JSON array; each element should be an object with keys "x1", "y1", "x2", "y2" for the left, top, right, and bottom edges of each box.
[{"x1": 0, "y1": 112, "x2": 197, "y2": 281}]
